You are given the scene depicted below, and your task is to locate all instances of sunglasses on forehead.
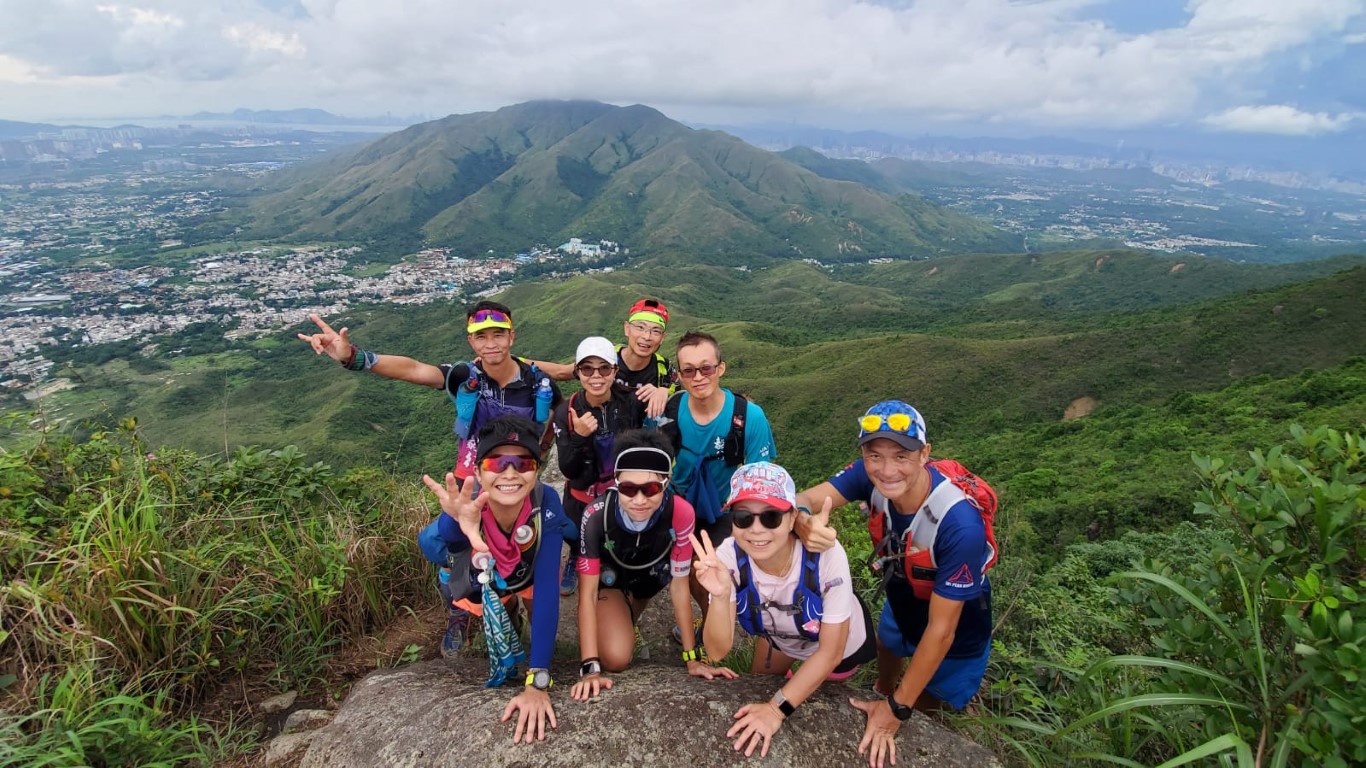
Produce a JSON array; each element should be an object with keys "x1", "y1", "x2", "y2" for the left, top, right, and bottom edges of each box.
[
  {"x1": 479, "y1": 455, "x2": 538, "y2": 474},
  {"x1": 859, "y1": 412, "x2": 917, "y2": 435},
  {"x1": 616, "y1": 480, "x2": 666, "y2": 498},
  {"x1": 732, "y1": 507, "x2": 789, "y2": 529},
  {"x1": 469, "y1": 309, "x2": 510, "y2": 324}
]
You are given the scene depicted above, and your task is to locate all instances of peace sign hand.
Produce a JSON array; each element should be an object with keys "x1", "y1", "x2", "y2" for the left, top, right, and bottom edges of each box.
[
  {"x1": 296, "y1": 314, "x2": 353, "y2": 364},
  {"x1": 689, "y1": 530, "x2": 733, "y2": 599},
  {"x1": 796, "y1": 497, "x2": 838, "y2": 553},
  {"x1": 422, "y1": 472, "x2": 490, "y2": 553}
]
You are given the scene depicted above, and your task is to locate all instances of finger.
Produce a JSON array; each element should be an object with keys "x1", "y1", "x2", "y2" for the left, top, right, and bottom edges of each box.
[
  {"x1": 547, "y1": 703, "x2": 558, "y2": 730},
  {"x1": 699, "y1": 529, "x2": 715, "y2": 555},
  {"x1": 516, "y1": 708, "x2": 529, "y2": 744},
  {"x1": 744, "y1": 730, "x2": 762, "y2": 757},
  {"x1": 445, "y1": 472, "x2": 460, "y2": 494},
  {"x1": 535, "y1": 709, "x2": 545, "y2": 741},
  {"x1": 599, "y1": 678, "x2": 613, "y2": 691},
  {"x1": 310, "y1": 314, "x2": 333, "y2": 334},
  {"x1": 888, "y1": 739, "x2": 896, "y2": 766},
  {"x1": 719, "y1": 667, "x2": 740, "y2": 679},
  {"x1": 338, "y1": 327, "x2": 350, "y2": 345},
  {"x1": 849, "y1": 697, "x2": 873, "y2": 713},
  {"x1": 501, "y1": 699, "x2": 516, "y2": 722},
  {"x1": 815, "y1": 496, "x2": 833, "y2": 526},
  {"x1": 760, "y1": 732, "x2": 772, "y2": 758},
  {"x1": 732, "y1": 704, "x2": 751, "y2": 721},
  {"x1": 422, "y1": 474, "x2": 443, "y2": 494},
  {"x1": 688, "y1": 532, "x2": 706, "y2": 557}
]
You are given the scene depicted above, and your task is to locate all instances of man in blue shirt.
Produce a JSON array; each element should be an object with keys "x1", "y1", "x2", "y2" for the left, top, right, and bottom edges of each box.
[
  {"x1": 797, "y1": 400, "x2": 993, "y2": 768},
  {"x1": 663, "y1": 330, "x2": 777, "y2": 617}
]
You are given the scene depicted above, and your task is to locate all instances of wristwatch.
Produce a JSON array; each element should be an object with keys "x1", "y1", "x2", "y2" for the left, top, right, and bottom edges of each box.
[
  {"x1": 886, "y1": 690, "x2": 914, "y2": 721},
  {"x1": 579, "y1": 659, "x2": 602, "y2": 678},
  {"x1": 525, "y1": 668, "x2": 553, "y2": 690},
  {"x1": 771, "y1": 689, "x2": 797, "y2": 718}
]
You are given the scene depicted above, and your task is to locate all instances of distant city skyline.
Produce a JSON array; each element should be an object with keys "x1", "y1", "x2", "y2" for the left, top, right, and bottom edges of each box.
[{"x1": 1, "y1": 0, "x2": 1363, "y2": 141}]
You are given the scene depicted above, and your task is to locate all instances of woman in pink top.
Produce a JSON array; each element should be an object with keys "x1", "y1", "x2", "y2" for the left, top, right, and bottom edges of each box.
[{"x1": 692, "y1": 461, "x2": 876, "y2": 758}]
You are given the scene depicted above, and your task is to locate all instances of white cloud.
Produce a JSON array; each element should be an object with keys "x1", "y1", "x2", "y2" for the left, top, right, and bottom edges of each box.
[
  {"x1": 1202, "y1": 104, "x2": 1360, "y2": 135},
  {"x1": 0, "y1": 0, "x2": 1361, "y2": 127}
]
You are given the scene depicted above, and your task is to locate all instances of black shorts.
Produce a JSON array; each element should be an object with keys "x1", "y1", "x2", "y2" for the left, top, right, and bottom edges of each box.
[
  {"x1": 600, "y1": 561, "x2": 670, "y2": 602},
  {"x1": 833, "y1": 595, "x2": 878, "y2": 674}
]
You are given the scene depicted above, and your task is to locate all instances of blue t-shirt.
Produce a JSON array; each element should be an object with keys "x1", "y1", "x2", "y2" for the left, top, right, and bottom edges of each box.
[
  {"x1": 434, "y1": 484, "x2": 567, "y2": 670},
  {"x1": 670, "y1": 390, "x2": 777, "y2": 523},
  {"x1": 828, "y1": 460, "x2": 992, "y2": 658}
]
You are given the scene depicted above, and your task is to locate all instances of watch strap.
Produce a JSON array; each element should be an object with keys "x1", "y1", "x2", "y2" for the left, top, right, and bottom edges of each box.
[
  {"x1": 771, "y1": 689, "x2": 796, "y2": 718},
  {"x1": 886, "y1": 690, "x2": 914, "y2": 721}
]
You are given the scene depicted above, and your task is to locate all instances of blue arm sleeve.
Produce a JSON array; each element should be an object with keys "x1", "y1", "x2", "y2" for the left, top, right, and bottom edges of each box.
[
  {"x1": 528, "y1": 486, "x2": 565, "y2": 670},
  {"x1": 744, "y1": 401, "x2": 777, "y2": 463}
]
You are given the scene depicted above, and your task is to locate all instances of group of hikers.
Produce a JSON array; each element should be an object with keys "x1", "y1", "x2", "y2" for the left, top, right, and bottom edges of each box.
[{"x1": 298, "y1": 297, "x2": 996, "y2": 767}]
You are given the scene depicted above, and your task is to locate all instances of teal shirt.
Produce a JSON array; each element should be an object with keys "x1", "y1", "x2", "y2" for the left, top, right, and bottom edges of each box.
[{"x1": 670, "y1": 390, "x2": 777, "y2": 520}]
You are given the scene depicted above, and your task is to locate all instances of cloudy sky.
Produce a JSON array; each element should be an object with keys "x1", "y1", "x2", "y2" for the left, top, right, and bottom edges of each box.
[{"x1": 1, "y1": 0, "x2": 1363, "y2": 138}]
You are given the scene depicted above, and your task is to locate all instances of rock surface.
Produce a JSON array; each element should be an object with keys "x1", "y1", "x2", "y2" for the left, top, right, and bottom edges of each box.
[{"x1": 300, "y1": 658, "x2": 1001, "y2": 767}]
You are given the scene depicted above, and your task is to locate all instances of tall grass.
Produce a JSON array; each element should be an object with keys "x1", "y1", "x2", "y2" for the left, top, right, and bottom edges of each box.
[{"x1": 0, "y1": 419, "x2": 434, "y2": 765}]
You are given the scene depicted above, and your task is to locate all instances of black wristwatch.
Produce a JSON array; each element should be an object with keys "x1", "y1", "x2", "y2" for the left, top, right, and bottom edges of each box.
[
  {"x1": 525, "y1": 668, "x2": 552, "y2": 690},
  {"x1": 886, "y1": 690, "x2": 914, "y2": 721},
  {"x1": 579, "y1": 659, "x2": 602, "y2": 678},
  {"x1": 771, "y1": 689, "x2": 797, "y2": 718}
]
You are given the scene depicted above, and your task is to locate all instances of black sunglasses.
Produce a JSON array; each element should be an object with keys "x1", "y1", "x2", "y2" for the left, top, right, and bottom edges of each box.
[{"x1": 732, "y1": 508, "x2": 788, "y2": 529}]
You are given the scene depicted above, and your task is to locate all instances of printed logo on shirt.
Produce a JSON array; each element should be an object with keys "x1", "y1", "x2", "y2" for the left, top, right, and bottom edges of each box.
[
  {"x1": 946, "y1": 564, "x2": 975, "y2": 589},
  {"x1": 823, "y1": 577, "x2": 845, "y2": 591},
  {"x1": 713, "y1": 436, "x2": 726, "y2": 452},
  {"x1": 832, "y1": 461, "x2": 856, "y2": 480}
]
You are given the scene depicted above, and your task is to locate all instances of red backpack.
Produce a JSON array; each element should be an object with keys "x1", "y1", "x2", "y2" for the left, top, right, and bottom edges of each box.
[{"x1": 867, "y1": 458, "x2": 999, "y2": 600}]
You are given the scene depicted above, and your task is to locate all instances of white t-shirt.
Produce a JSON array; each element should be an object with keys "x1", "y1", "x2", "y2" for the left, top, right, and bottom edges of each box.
[{"x1": 716, "y1": 538, "x2": 866, "y2": 661}]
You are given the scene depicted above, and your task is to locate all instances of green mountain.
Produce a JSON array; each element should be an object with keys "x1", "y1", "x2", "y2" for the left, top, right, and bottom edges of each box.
[{"x1": 245, "y1": 100, "x2": 1019, "y2": 259}]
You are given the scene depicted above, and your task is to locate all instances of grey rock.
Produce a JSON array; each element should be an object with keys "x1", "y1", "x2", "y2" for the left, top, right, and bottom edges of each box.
[
  {"x1": 265, "y1": 731, "x2": 317, "y2": 766},
  {"x1": 284, "y1": 708, "x2": 335, "y2": 733},
  {"x1": 258, "y1": 690, "x2": 298, "y2": 714},
  {"x1": 300, "y1": 658, "x2": 1001, "y2": 767}
]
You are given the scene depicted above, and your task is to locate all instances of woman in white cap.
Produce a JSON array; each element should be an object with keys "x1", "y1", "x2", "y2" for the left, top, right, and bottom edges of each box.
[
  {"x1": 551, "y1": 336, "x2": 648, "y2": 595},
  {"x1": 691, "y1": 461, "x2": 876, "y2": 758}
]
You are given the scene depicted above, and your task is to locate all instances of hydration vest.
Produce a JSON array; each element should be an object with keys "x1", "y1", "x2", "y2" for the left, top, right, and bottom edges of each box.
[
  {"x1": 615, "y1": 344, "x2": 673, "y2": 390},
  {"x1": 867, "y1": 459, "x2": 999, "y2": 601},
  {"x1": 735, "y1": 544, "x2": 824, "y2": 642},
  {"x1": 566, "y1": 391, "x2": 618, "y2": 503},
  {"x1": 448, "y1": 358, "x2": 548, "y2": 439},
  {"x1": 487, "y1": 482, "x2": 546, "y2": 595},
  {"x1": 598, "y1": 490, "x2": 676, "y2": 572},
  {"x1": 660, "y1": 391, "x2": 749, "y2": 467}
]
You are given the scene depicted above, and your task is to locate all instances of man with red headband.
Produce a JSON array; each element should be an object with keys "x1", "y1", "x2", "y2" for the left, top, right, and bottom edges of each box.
[
  {"x1": 527, "y1": 297, "x2": 677, "y2": 420},
  {"x1": 299, "y1": 300, "x2": 566, "y2": 655}
]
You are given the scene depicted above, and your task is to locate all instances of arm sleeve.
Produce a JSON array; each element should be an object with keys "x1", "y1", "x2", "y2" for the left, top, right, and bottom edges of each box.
[
  {"x1": 744, "y1": 401, "x2": 777, "y2": 463},
  {"x1": 670, "y1": 497, "x2": 697, "y2": 577},
  {"x1": 528, "y1": 487, "x2": 565, "y2": 670},
  {"x1": 931, "y1": 500, "x2": 987, "y2": 603},
  {"x1": 577, "y1": 500, "x2": 607, "y2": 576}
]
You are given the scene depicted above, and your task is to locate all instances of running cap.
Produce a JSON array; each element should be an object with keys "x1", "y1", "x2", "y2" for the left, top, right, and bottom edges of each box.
[
  {"x1": 614, "y1": 446, "x2": 673, "y2": 475},
  {"x1": 856, "y1": 400, "x2": 927, "y2": 452},
  {"x1": 574, "y1": 336, "x2": 618, "y2": 366},
  {"x1": 627, "y1": 298, "x2": 669, "y2": 328},
  {"x1": 475, "y1": 415, "x2": 543, "y2": 463},
  {"x1": 724, "y1": 461, "x2": 797, "y2": 511}
]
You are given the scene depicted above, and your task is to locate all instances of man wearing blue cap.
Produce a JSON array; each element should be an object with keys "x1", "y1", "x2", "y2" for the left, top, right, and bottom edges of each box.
[{"x1": 796, "y1": 400, "x2": 996, "y2": 768}]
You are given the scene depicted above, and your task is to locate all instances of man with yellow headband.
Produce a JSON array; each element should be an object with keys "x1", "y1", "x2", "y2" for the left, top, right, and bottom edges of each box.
[
  {"x1": 298, "y1": 300, "x2": 567, "y2": 655},
  {"x1": 526, "y1": 297, "x2": 677, "y2": 420}
]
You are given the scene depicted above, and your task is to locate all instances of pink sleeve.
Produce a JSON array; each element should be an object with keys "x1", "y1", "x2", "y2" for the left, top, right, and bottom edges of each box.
[{"x1": 670, "y1": 497, "x2": 697, "y2": 577}]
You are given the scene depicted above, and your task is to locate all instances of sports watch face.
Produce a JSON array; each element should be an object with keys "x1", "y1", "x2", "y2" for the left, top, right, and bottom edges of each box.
[{"x1": 528, "y1": 669, "x2": 552, "y2": 690}]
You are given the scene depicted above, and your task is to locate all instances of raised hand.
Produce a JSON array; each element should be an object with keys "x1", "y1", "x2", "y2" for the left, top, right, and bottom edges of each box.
[
  {"x1": 689, "y1": 530, "x2": 733, "y2": 599},
  {"x1": 569, "y1": 673, "x2": 613, "y2": 701},
  {"x1": 296, "y1": 314, "x2": 352, "y2": 363},
  {"x1": 573, "y1": 410, "x2": 599, "y2": 437},
  {"x1": 796, "y1": 497, "x2": 838, "y2": 553},
  {"x1": 637, "y1": 384, "x2": 670, "y2": 419},
  {"x1": 422, "y1": 471, "x2": 489, "y2": 553}
]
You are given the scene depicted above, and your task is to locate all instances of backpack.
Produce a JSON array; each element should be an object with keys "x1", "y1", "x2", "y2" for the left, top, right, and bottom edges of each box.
[
  {"x1": 614, "y1": 344, "x2": 673, "y2": 390},
  {"x1": 735, "y1": 545, "x2": 824, "y2": 642},
  {"x1": 660, "y1": 391, "x2": 749, "y2": 467},
  {"x1": 867, "y1": 458, "x2": 999, "y2": 601},
  {"x1": 448, "y1": 358, "x2": 547, "y2": 439}
]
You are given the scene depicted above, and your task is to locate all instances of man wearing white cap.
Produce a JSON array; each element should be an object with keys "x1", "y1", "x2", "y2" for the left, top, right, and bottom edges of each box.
[{"x1": 551, "y1": 336, "x2": 648, "y2": 595}]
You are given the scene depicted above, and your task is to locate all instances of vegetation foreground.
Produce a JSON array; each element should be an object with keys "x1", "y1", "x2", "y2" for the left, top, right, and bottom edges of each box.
[{"x1": 0, "y1": 368, "x2": 1361, "y2": 765}]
